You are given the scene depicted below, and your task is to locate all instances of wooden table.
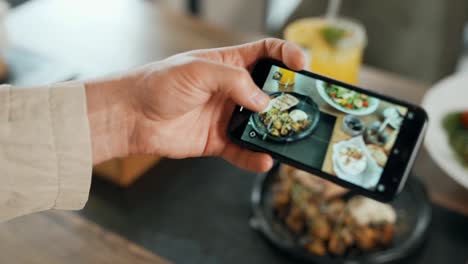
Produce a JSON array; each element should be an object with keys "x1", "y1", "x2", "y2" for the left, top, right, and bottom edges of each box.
[
  {"x1": 3, "y1": 1, "x2": 468, "y2": 262},
  {"x1": 320, "y1": 101, "x2": 405, "y2": 177},
  {"x1": 0, "y1": 211, "x2": 168, "y2": 264}
]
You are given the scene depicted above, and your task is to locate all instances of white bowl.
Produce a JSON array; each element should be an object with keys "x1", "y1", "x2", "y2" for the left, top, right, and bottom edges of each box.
[
  {"x1": 316, "y1": 80, "x2": 380, "y2": 115},
  {"x1": 422, "y1": 73, "x2": 468, "y2": 189},
  {"x1": 332, "y1": 136, "x2": 382, "y2": 189}
]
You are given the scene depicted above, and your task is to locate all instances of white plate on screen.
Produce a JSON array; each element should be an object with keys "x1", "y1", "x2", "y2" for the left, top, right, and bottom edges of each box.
[
  {"x1": 421, "y1": 73, "x2": 468, "y2": 189},
  {"x1": 316, "y1": 80, "x2": 380, "y2": 115},
  {"x1": 332, "y1": 136, "x2": 382, "y2": 189}
]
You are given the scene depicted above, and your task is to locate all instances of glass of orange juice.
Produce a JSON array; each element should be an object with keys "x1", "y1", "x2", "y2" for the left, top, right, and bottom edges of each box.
[
  {"x1": 275, "y1": 68, "x2": 296, "y2": 91},
  {"x1": 284, "y1": 17, "x2": 366, "y2": 84}
]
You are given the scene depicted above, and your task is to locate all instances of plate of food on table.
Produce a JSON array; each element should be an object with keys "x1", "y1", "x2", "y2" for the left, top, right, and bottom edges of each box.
[
  {"x1": 422, "y1": 73, "x2": 468, "y2": 189},
  {"x1": 317, "y1": 80, "x2": 380, "y2": 115},
  {"x1": 250, "y1": 164, "x2": 431, "y2": 264},
  {"x1": 328, "y1": 112, "x2": 398, "y2": 189},
  {"x1": 332, "y1": 136, "x2": 383, "y2": 190},
  {"x1": 250, "y1": 92, "x2": 320, "y2": 142}
]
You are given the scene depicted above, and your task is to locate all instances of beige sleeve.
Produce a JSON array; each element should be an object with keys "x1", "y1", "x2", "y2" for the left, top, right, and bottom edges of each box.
[{"x1": 0, "y1": 82, "x2": 92, "y2": 222}]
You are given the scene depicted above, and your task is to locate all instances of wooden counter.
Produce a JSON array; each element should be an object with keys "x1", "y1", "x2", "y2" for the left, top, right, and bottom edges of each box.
[{"x1": 0, "y1": 211, "x2": 169, "y2": 264}]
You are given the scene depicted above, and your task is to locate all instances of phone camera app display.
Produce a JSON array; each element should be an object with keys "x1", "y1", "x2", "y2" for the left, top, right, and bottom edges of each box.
[{"x1": 241, "y1": 66, "x2": 408, "y2": 191}]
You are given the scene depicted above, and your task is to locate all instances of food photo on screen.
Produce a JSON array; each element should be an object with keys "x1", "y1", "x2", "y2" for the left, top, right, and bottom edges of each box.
[{"x1": 241, "y1": 66, "x2": 408, "y2": 191}]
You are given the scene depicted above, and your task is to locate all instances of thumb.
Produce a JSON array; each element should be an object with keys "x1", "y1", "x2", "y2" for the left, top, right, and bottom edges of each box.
[{"x1": 199, "y1": 59, "x2": 270, "y2": 112}]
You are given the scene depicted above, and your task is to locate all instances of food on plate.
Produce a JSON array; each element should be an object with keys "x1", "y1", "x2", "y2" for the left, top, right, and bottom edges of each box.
[
  {"x1": 259, "y1": 94, "x2": 310, "y2": 137},
  {"x1": 272, "y1": 165, "x2": 396, "y2": 256},
  {"x1": 289, "y1": 109, "x2": 308, "y2": 122},
  {"x1": 325, "y1": 82, "x2": 370, "y2": 110},
  {"x1": 347, "y1": 196, "x2": 396, "y2": 226},
  {"x1": 266, "y1": 93, "x2": 300, "y2": 112},
  {"x1": 336, "y1": 145, "x2": 368, "y2": 176},
  {"x1": 281, "y1": 165, "x2": 348, "y2": 199},
  {"x1": 342, "y1": 115, "x2": 364, "y2": 136},
  {"x1": 367, "y1": 144, "x2": 388, "y2": 167},
  {"x1": 443, "y1": 111, "x2": 468, "y2": 167},
  {"x1": 462, "y1": 112, "x2": 468, "y2": 128},
  {"x1": 365, "y1": 121, "x2": 389, "y2": 146},
  {"x1": 332, "y1": 136, "x2": 383, "y2": 189}
]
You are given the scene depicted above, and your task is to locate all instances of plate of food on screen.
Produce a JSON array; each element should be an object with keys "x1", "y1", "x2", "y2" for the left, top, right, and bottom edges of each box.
[
  {"x1": 250, "y1": 92, "x2": 320, "y2": 143},
  {"x1": 317, "y1": 80, "x2": 380, "y2": 115},
  {"x1": 250, "y1": 163, "x2": 431, "y2": 263},
  {"x1": 331, "y1": 136, "x2": 383, "y2": 190}
]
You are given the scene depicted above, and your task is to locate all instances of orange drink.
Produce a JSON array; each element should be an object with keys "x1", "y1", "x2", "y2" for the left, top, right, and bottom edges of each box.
[
  {"x1": 277, "y1": 68, "x2": 296, "y2": 91},
  {"x1": 284, "y1": 18, "x2": 366, "y2": 84}
]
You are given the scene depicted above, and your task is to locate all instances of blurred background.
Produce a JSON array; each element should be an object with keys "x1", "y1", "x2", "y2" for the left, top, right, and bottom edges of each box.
[
  {"x1": 6, "y1": 0, "x2": 468, "y2": 82},
  {"x1": 0, "y1": 0, "x2": 467, "y2": 264},
  {"x1": 161, "y1": 0, "x2": 468, "y2": 83}
]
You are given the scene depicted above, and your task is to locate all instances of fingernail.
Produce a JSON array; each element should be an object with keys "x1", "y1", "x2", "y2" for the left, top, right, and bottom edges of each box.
[{"x1": 251, "y1": 91, "x2": 270, "y2": 110}]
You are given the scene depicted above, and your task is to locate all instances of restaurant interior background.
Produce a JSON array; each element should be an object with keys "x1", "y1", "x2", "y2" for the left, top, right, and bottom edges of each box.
[
  {"x1": 1, "y1": 0, "x2": 467, "y2": 263},
  {"x1": 162, "y1": 0, "x2": 468, "y2": 83}
]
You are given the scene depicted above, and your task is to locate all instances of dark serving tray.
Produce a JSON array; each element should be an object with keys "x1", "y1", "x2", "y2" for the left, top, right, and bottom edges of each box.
[{"x1": 250, "y1": 163, "x2": 432, "y2": 264}]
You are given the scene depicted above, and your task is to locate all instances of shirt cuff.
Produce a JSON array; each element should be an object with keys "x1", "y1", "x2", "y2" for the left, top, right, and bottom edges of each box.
[{"x1": 49, "y1": 82, "x2": 92, "y2": 210}]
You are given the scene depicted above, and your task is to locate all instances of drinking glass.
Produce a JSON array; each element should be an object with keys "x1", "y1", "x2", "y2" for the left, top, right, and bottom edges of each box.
[{"x1": 284, "y1": 17, "x2": 366, "y2": 84}]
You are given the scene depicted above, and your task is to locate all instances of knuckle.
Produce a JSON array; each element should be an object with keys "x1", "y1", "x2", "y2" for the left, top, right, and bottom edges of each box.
[
  {"x1": 263, "y1": 37, "x2": 281, "y2": 43},
  {"x1": 262, "y1": 37, "x2": 283, "y2": 48},
  {"x1": 233, "y1": 67, "x2": 247, "y2": 78},
  {"x1": 186, "y1": 57, "x2": 208, "y2": 69},
  {"x1": 232, "y1": 68, "x2": 250, "y2": 86}
]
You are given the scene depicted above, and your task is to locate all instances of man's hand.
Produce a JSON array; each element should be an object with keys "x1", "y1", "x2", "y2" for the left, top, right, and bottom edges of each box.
[{"x1": 86, "y1": 38, "x2": 305, "y2": 172}]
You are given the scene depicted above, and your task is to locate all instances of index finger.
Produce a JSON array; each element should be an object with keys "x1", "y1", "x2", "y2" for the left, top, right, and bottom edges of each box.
[
  {"x1": 189, "y1": 38, "x2": 306, "y2": 71},
  {"x1": 235, "y1": 38, "x2": 306, "y2": 71}
]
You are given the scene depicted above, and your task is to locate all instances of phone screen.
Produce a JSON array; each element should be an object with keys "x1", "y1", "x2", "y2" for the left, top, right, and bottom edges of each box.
[{"x1": 239, "y1": 65, "x2": 409, "y2": 192}]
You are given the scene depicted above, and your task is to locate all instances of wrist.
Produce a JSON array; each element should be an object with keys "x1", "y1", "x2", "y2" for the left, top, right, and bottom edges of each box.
[{"x1": 85, "y1": 76, "x2": 136, "y2": 164}]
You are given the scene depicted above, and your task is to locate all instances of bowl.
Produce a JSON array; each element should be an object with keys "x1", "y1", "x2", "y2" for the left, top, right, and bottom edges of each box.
[
  {"x1": 342, "y1": 115, "x2": 365, "y2": 136},
  {"x1": 422, "y1": 73, "x2": 468, "y2": 189},
  {"x1": 250, "y1": 163, "x2": 431, "y2": 264},
  {"x1": 316, "y1": 80, "x2": 380, "y2": 116}
]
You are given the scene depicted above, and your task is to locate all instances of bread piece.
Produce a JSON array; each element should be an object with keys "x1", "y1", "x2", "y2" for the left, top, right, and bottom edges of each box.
[{"x1": 367, "y1": 144, "x2": 388, "y2": 167}]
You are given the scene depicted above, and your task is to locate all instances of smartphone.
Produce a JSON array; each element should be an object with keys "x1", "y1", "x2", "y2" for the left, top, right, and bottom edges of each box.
[{"x1": 228, "y1": 58, "x2": 428, "y2": 202}]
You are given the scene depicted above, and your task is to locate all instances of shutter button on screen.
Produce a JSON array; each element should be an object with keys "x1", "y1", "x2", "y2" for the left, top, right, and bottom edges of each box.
[{"x1": 377, "y1": 184, "x2": 385, "y2": 192}]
